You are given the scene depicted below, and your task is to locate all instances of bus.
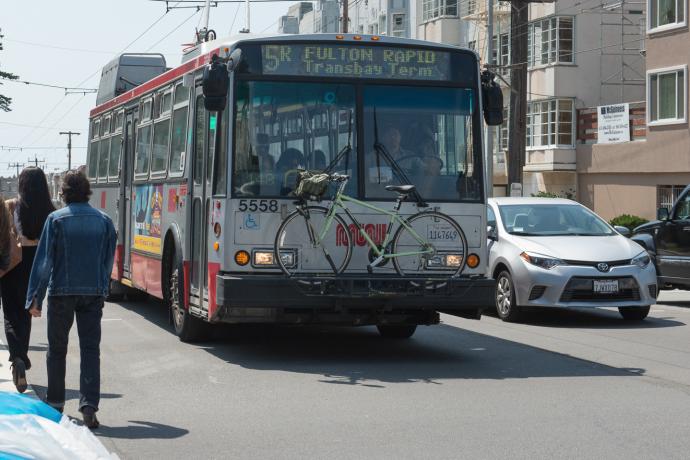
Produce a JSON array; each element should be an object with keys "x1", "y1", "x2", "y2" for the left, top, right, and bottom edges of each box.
[{"x1": 87, "y1": 33, "x2": 503, "y2": 342}]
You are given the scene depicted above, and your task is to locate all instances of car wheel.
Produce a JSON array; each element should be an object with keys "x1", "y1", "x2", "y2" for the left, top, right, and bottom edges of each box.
[
  {"x1": 618, "y1": 306, "x2": 650, "y2": 321},
  {"x1": 377, "y1": 325, "x2": 417, "y2": 339},
  {"x1": 496, "y1": 271, "x2": 522, "y2": 322}
]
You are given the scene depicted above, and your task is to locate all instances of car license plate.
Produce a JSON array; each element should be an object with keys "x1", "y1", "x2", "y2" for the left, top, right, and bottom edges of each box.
[{"x1": 593, "y1": 279, "x2": 619, "y2": 294}]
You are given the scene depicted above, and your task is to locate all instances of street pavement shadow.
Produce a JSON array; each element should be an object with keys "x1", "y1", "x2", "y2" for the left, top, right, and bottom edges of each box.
[
  {"x1": 94, "y1": 421, "x2": 189, "y2": 439},
  {"x1": 30, "y1": 384, "x2": 122, "y2": 403},
  {"x1": 658, "y1": 300, "x2": 690, "y2": 308},
  {"x1": 479, "y1": 307, "x2": 685, "y2": 329},
  {"x1": 116, "y1": 298, "x2": 647, "y2": 386}
]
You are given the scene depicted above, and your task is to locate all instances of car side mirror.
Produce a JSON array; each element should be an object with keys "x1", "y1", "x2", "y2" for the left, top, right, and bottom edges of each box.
[
  {"x1": 614, "y1": 225, "x2": 631, "y2": 237},
  {"x1": 657, "y1": 207, "x2": 669, "y2": 221},
  {"x1": 487, "y1": 225, "x2": 498, "y2": 241}
]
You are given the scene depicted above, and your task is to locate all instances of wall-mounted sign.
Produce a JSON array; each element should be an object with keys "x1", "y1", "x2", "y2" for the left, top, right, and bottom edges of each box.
[{"x1": 597, "y1": 103, "x2": 630, "y2": 144}]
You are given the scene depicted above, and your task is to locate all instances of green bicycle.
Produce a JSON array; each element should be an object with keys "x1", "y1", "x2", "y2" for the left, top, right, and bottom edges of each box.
[{"x1": 274, "y1": 173, "x2": 468, "y2": 279}]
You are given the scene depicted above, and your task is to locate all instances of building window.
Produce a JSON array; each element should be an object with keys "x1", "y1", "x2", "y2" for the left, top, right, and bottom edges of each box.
[
  {"x1": 392, "y1": 13, "x2": 406, "y2": 37},
  {"x1": 658, "y1": 185, "x2": 687, "y2": 210},
  {"x1": 492, "y1": 33, "x2": 510, "y2": 75},
  {"x1": 526, "y1": 99, "x2": 574, "y2": 148},
  {"x1": 423, "y1": 0, "x2": 459, "y2": 22},
  {"x1": 648, "y1": 66, "x2": 687, "y2": 125},
  {"x1": 527, "y1": 16, "x2": 574, "y2": 67},
  {"x1": 648, "y1": 0, "x2": 686, "y2": 32},
  {"x1": 493, "y1": 106, "x2": 509, "y2": 163}
]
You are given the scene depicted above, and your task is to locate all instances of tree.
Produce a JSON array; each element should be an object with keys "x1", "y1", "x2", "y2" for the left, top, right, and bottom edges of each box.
[{"x1": 0, "y1": 28, "x2": 19, "y2": 112}]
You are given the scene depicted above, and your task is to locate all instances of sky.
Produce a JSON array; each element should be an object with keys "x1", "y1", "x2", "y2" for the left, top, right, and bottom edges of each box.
[{"x1": 0, "y1": 0, "x2": 292, "y2": 177}]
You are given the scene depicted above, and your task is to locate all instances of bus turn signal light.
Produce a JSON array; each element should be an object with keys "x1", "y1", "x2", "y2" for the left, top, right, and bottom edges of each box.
[
  {"x1": 213, "y1": 242, "x2": 220, "y2": 252},
  {"x1": 234, "y1": 250, "x2": 250, "y2": 266},
  {"x1": 467, "y1": 254, "x2": 480, "y2": 268}
]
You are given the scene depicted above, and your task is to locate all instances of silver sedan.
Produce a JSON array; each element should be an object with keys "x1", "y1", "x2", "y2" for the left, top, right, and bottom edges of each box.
[{"x1": 487, "y1": 197, "x2": 657, "y2": 321}]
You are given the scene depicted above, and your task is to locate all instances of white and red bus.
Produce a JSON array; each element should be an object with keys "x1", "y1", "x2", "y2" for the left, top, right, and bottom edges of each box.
[{"x1": 87, "y1": 33, "x2": 503, "y2": 341}]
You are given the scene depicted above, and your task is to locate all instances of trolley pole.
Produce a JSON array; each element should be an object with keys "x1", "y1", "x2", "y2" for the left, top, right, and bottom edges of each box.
[{"x1": 60, "y1": 131, "x2": 80, "y2": 171}]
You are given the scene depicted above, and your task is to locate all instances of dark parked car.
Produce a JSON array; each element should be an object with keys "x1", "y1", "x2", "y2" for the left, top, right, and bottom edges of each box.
[{"x1": 632, "y1": 185, "x2": 690, "y2": 292}]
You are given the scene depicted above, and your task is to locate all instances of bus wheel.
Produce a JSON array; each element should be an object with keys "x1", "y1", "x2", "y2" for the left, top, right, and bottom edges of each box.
[
  {"x1": 169, "y1": 253, "x2": 209, "y2": 343},
  {"x1": 376, "y1": 324, "x2": 417, "y2": 339}
]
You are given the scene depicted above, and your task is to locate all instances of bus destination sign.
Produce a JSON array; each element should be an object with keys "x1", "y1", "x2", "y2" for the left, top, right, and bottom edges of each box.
[{"x1": 261, "y1": 44, "x2": 452, "y2": 81}]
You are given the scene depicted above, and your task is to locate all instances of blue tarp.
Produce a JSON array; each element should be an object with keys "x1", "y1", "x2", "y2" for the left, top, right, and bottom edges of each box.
[{"x1": 0, "y1": 392, "x2": 61, "y2": 423}]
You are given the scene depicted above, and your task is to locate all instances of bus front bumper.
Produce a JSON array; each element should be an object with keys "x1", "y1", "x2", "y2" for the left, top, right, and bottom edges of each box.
[{"x1": 214, "y1": 273, "x2": 495, "y2": 324}]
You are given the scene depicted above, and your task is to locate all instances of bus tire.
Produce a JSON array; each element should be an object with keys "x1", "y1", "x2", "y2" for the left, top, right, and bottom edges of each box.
[
  {"x1": 107, "y1": 280, "x2": 126, "y2": 302},
  {"x1": 168, "y1": 248, "x2": 209, "y2": 343},
  {"x1": 376, "y1": 324, "x2": 417, "y2": 339}
]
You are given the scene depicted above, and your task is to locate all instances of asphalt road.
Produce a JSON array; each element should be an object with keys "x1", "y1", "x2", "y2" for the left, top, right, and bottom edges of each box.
[{"x1": 22, "y1": 292, "x2": 690, "y2": 460}]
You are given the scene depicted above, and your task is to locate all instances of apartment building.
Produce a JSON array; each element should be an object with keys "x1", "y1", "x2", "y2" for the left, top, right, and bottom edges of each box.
[{"x1": 577, "y1": 0, "x2": 690, "y2": 220}]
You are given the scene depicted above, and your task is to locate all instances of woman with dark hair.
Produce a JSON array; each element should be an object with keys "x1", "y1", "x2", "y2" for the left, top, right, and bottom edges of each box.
[{"x1": 1, "y1": 167, "x2": 55, "y2": 392}]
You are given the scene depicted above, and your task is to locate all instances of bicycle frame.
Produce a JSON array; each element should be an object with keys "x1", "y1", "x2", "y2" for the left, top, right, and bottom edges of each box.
[{"x1": 306, "y1": 179, "x2": 433, "y2": 261}]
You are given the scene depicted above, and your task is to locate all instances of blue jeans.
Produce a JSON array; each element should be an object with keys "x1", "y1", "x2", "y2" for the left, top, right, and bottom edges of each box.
[{"x1": 46, "y1": 295, "x2": 103, "y2": 412}]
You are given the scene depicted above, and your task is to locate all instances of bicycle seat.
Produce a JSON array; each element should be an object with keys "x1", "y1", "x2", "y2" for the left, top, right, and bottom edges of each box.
[{"x1": 385, "y1": 185, "x2": 416, "y2": 194}]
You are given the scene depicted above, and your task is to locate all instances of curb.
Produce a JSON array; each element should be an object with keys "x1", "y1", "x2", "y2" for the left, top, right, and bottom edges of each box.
[{"x1": 0, "y1": 338, "x2": 38, "y2": 399}]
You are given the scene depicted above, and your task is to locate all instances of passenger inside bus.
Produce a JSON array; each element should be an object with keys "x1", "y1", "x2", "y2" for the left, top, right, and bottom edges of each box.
[
  {"x1": 306, "y1": 150, "x2": 327, "y2": 171},
  {"x1": 275, "y1": 148, "x2": 304, "y2": 196}
]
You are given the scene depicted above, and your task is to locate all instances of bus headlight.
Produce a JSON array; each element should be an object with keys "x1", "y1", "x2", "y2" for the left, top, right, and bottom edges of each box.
[
  {"x1": 253, "y1": 250, "x2": 296, "y2": 268},
  {"x1": 426, "y1": 254, "x2": 464, "y2": 268},
  {"x1": 254, "y1": 251, "x2": 275, "y2": 266}
]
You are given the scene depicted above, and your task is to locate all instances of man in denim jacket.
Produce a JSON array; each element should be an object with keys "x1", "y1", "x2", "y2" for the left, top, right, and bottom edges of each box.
[{"x1": 26, "y1": 170, "x2": 116, "y2": 429}]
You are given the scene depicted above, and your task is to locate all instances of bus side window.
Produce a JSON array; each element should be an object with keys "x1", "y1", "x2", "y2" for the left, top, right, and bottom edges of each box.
[
  {"x1": 135, "y1": 124, "x2": 152, "y2": 178},
  {"x1": 88, "y1": 139, "x2": 99, "y2": 180},
  {"x1": 151, "y1": 117, "x2": 171, "y2": 175},
  {"x1": 108, "y1": 133, "x2": 122, "y2": 181},
  {"x1": 169, "y1": 105, "x2": 189, "y2": 175},
  {"x1": 98, "y1": 137, "x2": 110, "y2": 182},
  {"x1": 212, "y1": 106, "x2": 229, "y2": 196}
]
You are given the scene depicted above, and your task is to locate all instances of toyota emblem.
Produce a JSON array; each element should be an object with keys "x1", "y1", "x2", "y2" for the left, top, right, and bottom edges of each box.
[{"x1": 597, "y1": 263, "x2": 610, "y2": 272}]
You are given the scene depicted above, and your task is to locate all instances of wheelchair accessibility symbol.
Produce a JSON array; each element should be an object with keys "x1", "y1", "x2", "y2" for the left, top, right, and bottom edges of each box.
[{"x1": 244, "y1": 213, "x2": 260, "y2": 230}]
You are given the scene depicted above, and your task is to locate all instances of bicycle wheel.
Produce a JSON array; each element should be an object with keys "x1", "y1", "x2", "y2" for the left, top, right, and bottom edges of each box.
[
  {"x1": 392, "y1": 211, "x2": 468, "y2": 278},
  {"x1": 275, "y1": 206, "x2": 353, "y2": 277}
]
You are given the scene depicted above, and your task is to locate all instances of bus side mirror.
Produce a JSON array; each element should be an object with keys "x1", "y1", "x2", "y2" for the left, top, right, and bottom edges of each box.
[
  {"x1": 202, "y1": 54, "x2": 229, "y2": 112},
  {"x1": 481, "y1": 70, "x2": 503, "y2": 126},
  {"x1": 226, "y1": 48, "x2": 242, "y2": 72}
]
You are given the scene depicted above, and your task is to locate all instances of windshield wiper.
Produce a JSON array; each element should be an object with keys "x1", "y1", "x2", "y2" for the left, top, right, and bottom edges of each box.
[
  {"x1": 509, "y1": 231, "x2": 541, "y2": 236},
  {"x1": 372, "y1": 107, "x2": 427, "y2": 207}
]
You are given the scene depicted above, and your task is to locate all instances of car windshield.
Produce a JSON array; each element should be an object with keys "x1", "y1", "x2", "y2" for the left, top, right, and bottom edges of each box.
[{"x1": 498, "y1": 203, "x2": 615, "y2": 236}]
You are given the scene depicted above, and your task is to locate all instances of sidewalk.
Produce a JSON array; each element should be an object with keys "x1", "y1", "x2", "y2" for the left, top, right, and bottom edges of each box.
[{"x1": 0, "y1": 339, "x2": 37, "y2": 398}]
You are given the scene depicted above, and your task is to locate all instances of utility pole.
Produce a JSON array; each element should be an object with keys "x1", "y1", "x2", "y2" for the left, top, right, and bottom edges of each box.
[
  {"x1": 8, "y1": 162, "x2": 24, "y2": 177},
  {"x1": 507, "y1": 1, "x2": 529, "y2": 194},
  {"x1": 59, "y1": 131, "x2": 80, "y2": 171},
  {"x1": 342, "y1": 0, "x2": 349, "y2": 33},
  {"x1": 27, "y1": 154, "x2": 46, "y2": 169},
  {"x1": 485, "y1": 0, "x2": 495, "y2": 197}
]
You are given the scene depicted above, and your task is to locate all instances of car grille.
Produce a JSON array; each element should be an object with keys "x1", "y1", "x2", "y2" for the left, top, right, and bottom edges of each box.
[
  {"x1": 529, "y1": 285, "x2": 547, "y2": 300},
  {"x1": 562, "y1": 259, "x2": 630, "y2": 270},
  {"x1": 559, "y1": 277, "x2": 640, "y2": 302}
]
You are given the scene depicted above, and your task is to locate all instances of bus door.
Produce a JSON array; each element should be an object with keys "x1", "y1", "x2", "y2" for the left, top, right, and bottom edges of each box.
[
  {"x1": 122, "y1": 109, "x2": 138, "y2": 276},
  {"x1": 189, "y1": 89, "x2": 211, "y2": 309}
]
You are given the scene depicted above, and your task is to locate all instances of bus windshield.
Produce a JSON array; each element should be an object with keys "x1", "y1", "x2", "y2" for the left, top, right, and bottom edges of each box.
[
  {"x1": 233, "y1": 80, "x2": 357, "y2": 197},
  {"x1": 232, "y1": 81, "x2": 480, "y2": 201},
  {"x1": 362, "y1": 85, "x2": 477, "y2": 201}
]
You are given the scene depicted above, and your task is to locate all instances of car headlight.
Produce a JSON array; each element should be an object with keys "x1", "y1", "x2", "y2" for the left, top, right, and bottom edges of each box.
[
  {"x1": 520, "y1": 251, "x2": 565, "y2": 270},
  {"x1": 631, "y1": 252, "x2": 651, "y2": 268}
]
